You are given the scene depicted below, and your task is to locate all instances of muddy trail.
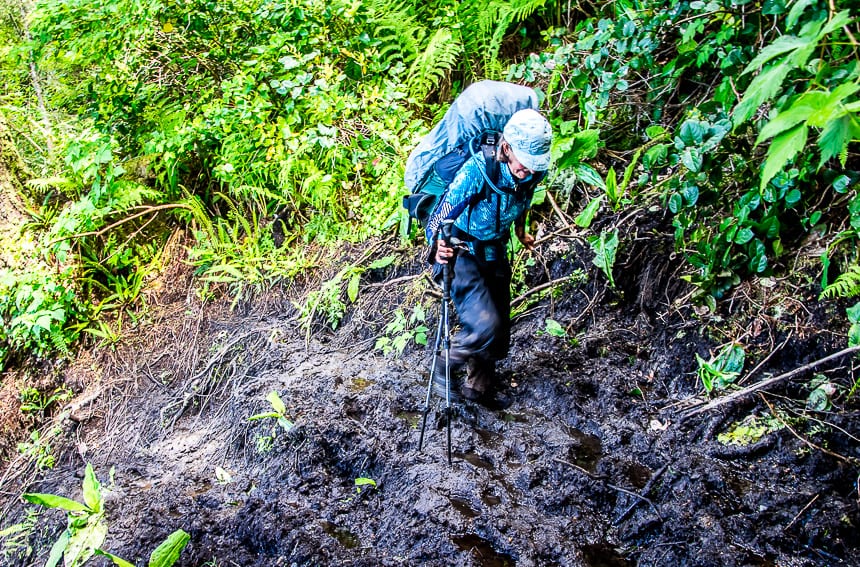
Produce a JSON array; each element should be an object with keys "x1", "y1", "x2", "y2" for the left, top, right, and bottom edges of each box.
[{"x1": 1, "y1": 220, "x2": 859, "y2": 567}]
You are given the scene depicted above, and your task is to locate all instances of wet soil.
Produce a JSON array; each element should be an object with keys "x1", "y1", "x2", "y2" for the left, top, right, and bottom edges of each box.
[{"x1": 1, "y1": 224, "x2": 859, "y2": 566}]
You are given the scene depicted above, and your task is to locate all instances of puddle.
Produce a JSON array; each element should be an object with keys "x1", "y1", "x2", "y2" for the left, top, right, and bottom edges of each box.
[
  {"x1": 449, "y1": 495, "x2": 480, "y2": 518},
  {"x1": 395, "y1": 411, "x2": 421, "y2": 428},
  {"x1": 581, "y1": 543, "x2": 632, "y2": 567},
  {"x1": 563, "y1": 426, "x2": 603, "y2": 472},
  {"x1": 320, "y1": 521, "x2": 359, "y2": 549},
  {"x1": 481, "y1": 488, "x2": 501, "y2": 506},
  {"x1": 349, "y1": 377, "x2": 372, "y2": 391},
  {"x1": 500, "y1": 412, "x2": 530, "y2": 423},
  {"x1": 475, "y1": 427, "x2": 502, "y2": 448},
  {"x1": 455, "y1": 452, "x2": 494, "y2": 471},
  {"x1": 452, "y1": 533, "x2": 515, "y2": 566}
]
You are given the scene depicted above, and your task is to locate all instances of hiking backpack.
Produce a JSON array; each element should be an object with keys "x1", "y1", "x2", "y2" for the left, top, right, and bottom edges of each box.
[{"x1": 402, "y1": 81, "x2": 540, "y2": 234}]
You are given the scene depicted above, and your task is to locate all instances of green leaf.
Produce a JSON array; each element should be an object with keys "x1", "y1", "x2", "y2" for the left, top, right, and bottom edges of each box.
[
  {"x1": 65, "y1": 515, "x2": 108, "y2": 567},
  {"x1": 248, "y1": 411, "x2": 280, "y2": 421},
  {"x1": 82, "y1": 463, "x2": 102, "y2": 514},
  {"x1": 22, "y1": 493, "x2": 88, "y2": 512},
  {"x1": 148, "y1": 529, "x2": 190, "y2": 567},
  {"x1": 733, "y1": 63, "x2": 791, "y2": 128},
  {"x1": 849, "y1": 323, "x2": 860, "y2": 347},
  {"x1": 760, "y1": 124, "x2": 808, "y2": 190},
  {"x1": 347, "y1": 273, "x2": 360, "y2": 303},
  {"x1": 46, "y1": 529, "x2": 71, "y2": 567},
  {"x1": 587, "y1": 230, "x2": 619, "y2": 287},
  {"x1": 846, "y1": 302, "x2": 860, "y2": 324},
  {"x1": 740, "y1": 36, "x2": 808, "y2": 76},
  {"x1": 573, "y1": 164, "x2": 605, "y2": 189},
  {"x1": 354, "y1": 477, "x2": 377, "y2": 488},
  {"x1": 787, "y1": 0, "x2": 815, "y2": 27},
  {"x1": 543, "y1": 319, "x2": 567, "y2": 337},
  {"x1": 368, "y1": 255, "x2": 396, "y2": 270},
  {"x1": 755, "y1": 95, "x2": 821, "y2": 144},
  {"x1": 94, "y1": 549, "x2": 136, "y2": 567},
  {"x1": 818, "y1": 114, "x2": 851, "y2": 167},
  {"x1": 734, "y1": 227, "x2": 754, "y2": 244},
  {"x1": 265, "y1": 391, "x2": 286, "y2": 416},
  {"x1": 575, "y1": 197, "x2": 603, "y2": 228}
]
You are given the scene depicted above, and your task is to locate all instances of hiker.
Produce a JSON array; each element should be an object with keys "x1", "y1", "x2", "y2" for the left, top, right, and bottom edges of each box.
[{"x1": 428, "y1": 108, "x2": 552, "y2": 407}]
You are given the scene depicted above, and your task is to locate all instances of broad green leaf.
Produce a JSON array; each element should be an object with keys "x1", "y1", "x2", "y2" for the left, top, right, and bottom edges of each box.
[
  {"x1": 94, "y1": 549, "x2": 135, "y2": 567},
  {"x1": 368, "y1": 255, "x2": 396, "y2": 270},
  {"x1": 65, "y1": 515, "x2": 108, "y2": 567},
  {"x1": 575, "y1": 197, "x2": 603, "y2": 228},
  {"x1": 756, "y1": 99, "x2": 818, "y2": 144},
  {"x1": 148, "y1": 529, "x2": 190, "y2": 567},
  {"x1": 248, "y1": 411, "x2": 280, "y2": 421},
  {"x1": 818, "y1": 115, "x2": 851, "y2": 167},
  {"x1": 543, "y1": 319, "x2": 567, "y2": 337},
  {"x1": 47, "y1": 529, "x2": 71, "y2": 567},
  {"x1": 573, "y1": 164, "x2": 605, "y2": 189},
  {"x1": 734, "y1": 227, "x2": 754, "y2": 244},
  {"x1": 22, "y1": 493, "x2": 88, "y2": 512},
  {"x1": 740, "y1": 36, "x2": 808, "y2": 76},
  {"x1": 849, "y1": 323, "x2": 860, "y2": 347},
  {"x1": 354, "y1": 477, "x2": 377, "y2": 488},
  {"x1": 760, "y1": 124, "x2": 808, "y2": 190},
  {"x1": 681, "y1": 148, "x2": 702, "y2": 172},
  {"x1": 265, "y1": 391, "x2": 286, "y2": 416},
  {"x1": 277, "y1": 416, "x2": 294, "y2": 431},
  {"x1": 846, "y1": 302, "x2": 860, "y2": 324},
  {"x1": 786, "y1": 0, "x2": 815, "y2": 28},
  {"x1": 733, "y1": 63, "x2": 791, "y2": 128},
  {"x1": 820, "y1": 10, "x2": 853, "y2": 37},
  {"x1": 605, "y1": 167, "x2": 619, "y2": 202},
  {"x1": 82, "y1": 464, "x2": 102, "y2": 514},
  {"x1": 588, "y1": 230, "x2": 619, "y2": 287},
  {"x1": 347, "y1": 273, "x2": 360, "y2": 303}
]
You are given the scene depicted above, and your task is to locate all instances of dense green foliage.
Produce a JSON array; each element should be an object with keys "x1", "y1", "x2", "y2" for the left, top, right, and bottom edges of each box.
[{"x1": 0, "y1": 0, "x2": 857, "y2": 366}]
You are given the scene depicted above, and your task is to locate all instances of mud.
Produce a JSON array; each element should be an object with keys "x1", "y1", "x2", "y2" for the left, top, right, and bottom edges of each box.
[{"x1": 1, "y1": 227, "x2": 859, "y2": 566}]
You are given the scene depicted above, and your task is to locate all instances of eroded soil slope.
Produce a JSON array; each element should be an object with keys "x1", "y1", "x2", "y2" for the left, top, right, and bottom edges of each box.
[{"x1": 1, "y1": 225, "x2": 858, "y2": 567}]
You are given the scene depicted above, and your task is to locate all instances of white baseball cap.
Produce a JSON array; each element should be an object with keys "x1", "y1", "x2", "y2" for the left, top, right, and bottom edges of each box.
[{"x1": 503, "y1": 109, "x2": 553, "y2": 172}]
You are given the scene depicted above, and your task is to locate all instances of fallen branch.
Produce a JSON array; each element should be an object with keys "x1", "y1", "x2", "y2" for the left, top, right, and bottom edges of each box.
[
  {"x1": 47, "y1": 203, "x2": 193, "y2": 246},
  {"x1": 614, "y1": 463, "x2": 669, "y2": 525},
  {"x1": 681, "y1": 344, "x2": 860, "y2": 420}
]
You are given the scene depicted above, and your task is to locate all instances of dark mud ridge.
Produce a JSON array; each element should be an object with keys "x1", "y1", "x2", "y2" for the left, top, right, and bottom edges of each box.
[{"x1": 1, "y1": 234, "x2": 858, "y2": 567}]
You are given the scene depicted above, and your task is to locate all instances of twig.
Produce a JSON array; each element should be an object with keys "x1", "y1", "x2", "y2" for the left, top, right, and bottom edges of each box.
[
  {"x1": 510, "y1": 276, "x2": 571, "y2": 308},
  {"x1": 553, "y1": 457, "x2": 662, "y2": 520},
  {"x1": 47, "y1": 203, "x2": 193, "y2": 246},
  {"x1": 365, "y1": 273, "x2": 422, "y2": 289},
  {"x1": 784, "y1": 494, "x2": 820, "y2": 532},
  {"x1": 681, "y1": 345, "x2": 860, "y2": 420},
  {"x1": 737, "y1": 332, "x2": 791, "y2": 385},
  {"x1": 546, "y1": 190, "x2": 573, "y2": 230},
  {"x1": 760, "y1": 393, "x2": 857, "y2": 465},
  {"x1": 614, "y1": 463, "x2": 669, "y2": 525}
]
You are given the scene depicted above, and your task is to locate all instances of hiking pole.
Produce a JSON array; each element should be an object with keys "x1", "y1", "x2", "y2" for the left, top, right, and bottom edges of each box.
[{"x1": 418, "y1": 220, "x2": 459, "y2": 465}]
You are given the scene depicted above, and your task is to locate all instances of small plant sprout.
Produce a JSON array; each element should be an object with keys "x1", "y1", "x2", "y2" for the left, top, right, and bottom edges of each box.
[
  {"x1": 696, "y1": 343, "x2": 745, "y2": 394},
  {"x1": 249, "y1": 391, "x2": 294, "y2": 432},
  {"x1": 539, "y1": 318, "x2": 567, "y2": 338},
  {"x1": 354, "y1": 477, "x2": 377, "y2": 494}
]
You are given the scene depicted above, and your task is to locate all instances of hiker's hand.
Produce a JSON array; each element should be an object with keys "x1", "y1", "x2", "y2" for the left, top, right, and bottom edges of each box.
[
  {"x1": 435, "y1": 240, "x2": 455, "y2": 264},
  {"x1": 519, "y1": 232, "x2": 535, "y2": 251}
]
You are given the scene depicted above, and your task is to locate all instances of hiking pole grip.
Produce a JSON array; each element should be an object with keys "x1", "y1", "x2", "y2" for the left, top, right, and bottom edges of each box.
[{"x1": 439, "y1": 220, "x2": 458, "y2": 296}]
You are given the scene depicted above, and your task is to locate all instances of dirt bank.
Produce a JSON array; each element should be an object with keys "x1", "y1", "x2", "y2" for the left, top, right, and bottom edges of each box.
[{"x1": 1, "y1": 218, "x2": 858, "y2": 566}]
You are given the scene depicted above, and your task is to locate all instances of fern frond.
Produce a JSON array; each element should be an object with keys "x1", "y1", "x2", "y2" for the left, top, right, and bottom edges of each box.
[
  {"x1": 408, "y1": 28, "x2": 462, "y2": 100},
  {"x1": 51, "y1": 330, "x2": 71, "y2": 357},
  {"x1": 821, "y1": 264, "x2": 860, "y2": 299}
]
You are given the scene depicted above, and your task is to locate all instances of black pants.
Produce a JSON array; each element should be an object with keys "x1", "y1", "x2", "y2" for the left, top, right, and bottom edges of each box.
[{"x1": 434, "y1": 251, "x2": 511, "y2": 392}]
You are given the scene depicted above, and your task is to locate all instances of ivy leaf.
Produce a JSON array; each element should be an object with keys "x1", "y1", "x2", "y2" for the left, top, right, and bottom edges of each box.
[{"x1": 760, "y1": 123, "x2": 808, "y2": 191}]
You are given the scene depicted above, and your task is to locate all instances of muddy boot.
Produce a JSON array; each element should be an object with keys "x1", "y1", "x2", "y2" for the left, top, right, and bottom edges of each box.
[{"x1": 462, "y1": 358, "x2": 511, "y2": 409}]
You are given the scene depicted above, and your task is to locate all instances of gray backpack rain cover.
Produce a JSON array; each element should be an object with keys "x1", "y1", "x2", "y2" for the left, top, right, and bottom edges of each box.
[{"x1": 403, "y1": 80, "x2": 539, "y2": 192}]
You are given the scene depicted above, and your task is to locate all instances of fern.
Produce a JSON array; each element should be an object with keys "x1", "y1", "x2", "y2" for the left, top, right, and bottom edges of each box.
[
  {"x1": 408, "y1": 28, "x2": 462, "y2": 100},
  {"x1": 820, "y1": 264, "x2": 860, "y2": 299},
  {"x1": 458, "y1": 0, "x2": 547, "y2": 79}
]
